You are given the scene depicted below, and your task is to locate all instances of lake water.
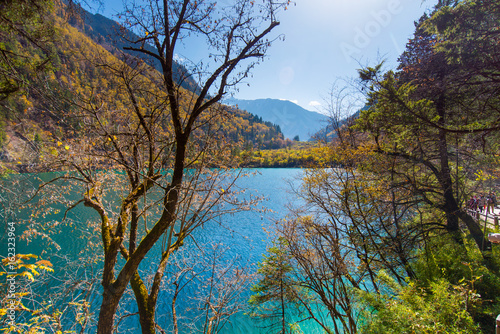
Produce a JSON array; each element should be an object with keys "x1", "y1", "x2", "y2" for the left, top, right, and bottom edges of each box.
[{"x1": 2, "y1": 168, "x2": 331, "y2": 333}]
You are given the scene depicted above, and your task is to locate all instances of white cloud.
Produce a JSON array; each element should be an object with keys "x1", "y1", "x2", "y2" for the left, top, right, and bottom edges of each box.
[{"x1": 309, "y1": 101, "x2": 321, "y2": 107}]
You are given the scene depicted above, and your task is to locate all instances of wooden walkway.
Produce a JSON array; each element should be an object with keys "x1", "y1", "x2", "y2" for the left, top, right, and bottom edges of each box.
[{"x1": 467, "y1": 207, "x2": 500, "y2": 230}]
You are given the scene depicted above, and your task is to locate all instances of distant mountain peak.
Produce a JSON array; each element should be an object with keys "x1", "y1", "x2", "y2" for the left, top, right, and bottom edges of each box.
[{"x1": 224, "y1": 97, "x2": 329, "y2": 141}]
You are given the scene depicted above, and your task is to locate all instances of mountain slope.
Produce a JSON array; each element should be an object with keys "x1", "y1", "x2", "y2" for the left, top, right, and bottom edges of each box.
[
  {"x1": 68, "y1": 6, "x2": 202, "y2": 94},
  {"x1": 0, "y1": 6, "x2": 286, "y2": 172},
  {"x1": 225, "y1": 98, "x2": 329, "y2": 141},
  {"x1": 312, "y1": 110, "x2": 361, "y2": 141}
]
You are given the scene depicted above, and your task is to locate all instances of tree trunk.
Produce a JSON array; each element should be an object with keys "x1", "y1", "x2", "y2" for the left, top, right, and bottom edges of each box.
[
  {"x1": 457, "y1": 209, "x2": 491, "y2": 251},
  {"x1": 434, "y1": 95, "x2": 492, "y2": 253},
  {"x1": 280, "y1": 277, "x2": 286, "y2": 334},
  {"x1": 96, "y1": 138, "x2": 188, "y2": 334},
  {"x1": 96, "y1": 286, "x2": 124, "y2": 334},
  {"x1": 131, "y1": 271, "x2": 156, "y2": 334},
  {"x1": 436, "y1": 96, "x2": 460, "y2": 234}
]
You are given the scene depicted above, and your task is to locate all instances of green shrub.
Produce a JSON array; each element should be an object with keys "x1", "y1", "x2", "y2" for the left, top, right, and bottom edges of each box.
[{"x1": 357, "y1": 271, "x2": 480, "y2": 333}]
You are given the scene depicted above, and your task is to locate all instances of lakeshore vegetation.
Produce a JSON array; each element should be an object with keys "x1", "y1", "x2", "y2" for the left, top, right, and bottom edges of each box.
[{"x1": 1, "y1": 0, "x2": 500, "y2": 333}]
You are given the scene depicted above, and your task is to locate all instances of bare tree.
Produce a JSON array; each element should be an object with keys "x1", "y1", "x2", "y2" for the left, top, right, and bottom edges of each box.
[
  {"x1": 252, "y1": 84, "x2": 424, "y2": 333},
  {"x1": 183, "y1": 243, "x2": 253, "y2": 334},
  {"x1": 19, "y1": 1, "x2": 293, "y2": 333},
  {"x1": 0, "y1": 173, "x2": 101, "y2": 332}
]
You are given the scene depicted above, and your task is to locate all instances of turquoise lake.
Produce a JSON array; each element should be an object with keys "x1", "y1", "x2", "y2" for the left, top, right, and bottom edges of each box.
[{"x1": 1, "y1": 168, "x2": 331, "y2": 333}]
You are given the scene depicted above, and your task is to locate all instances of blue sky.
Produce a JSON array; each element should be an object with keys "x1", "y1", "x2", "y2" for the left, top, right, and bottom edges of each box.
[{"x1": 94, "y1": 0, "x2": 437, "y2": 113}]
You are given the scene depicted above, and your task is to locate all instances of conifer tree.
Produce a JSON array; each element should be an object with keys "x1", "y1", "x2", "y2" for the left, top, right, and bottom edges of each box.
[{"x1": 249, "y1": 237, "x2": 299, "y2": 334}]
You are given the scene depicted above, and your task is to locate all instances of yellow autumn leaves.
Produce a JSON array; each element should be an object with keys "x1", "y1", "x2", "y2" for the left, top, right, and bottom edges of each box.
[{"x1": 56, "y1": 141, "x2": 70, "y2": 150}]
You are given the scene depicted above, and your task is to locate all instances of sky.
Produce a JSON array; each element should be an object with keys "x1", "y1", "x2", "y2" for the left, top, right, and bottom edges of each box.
[{"x1": 94, "y1": 0, "x2": 437, "y2": 113}]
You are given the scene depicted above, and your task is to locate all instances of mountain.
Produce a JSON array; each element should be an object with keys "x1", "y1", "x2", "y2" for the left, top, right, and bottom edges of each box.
[
  {"x1": 0, "y1": 5, "x2": 288, "y2": 172},
  {"x1": 225, "y1": 98, "x2": 329, "y2": 141},
  {"x1": 68, "y1": 6, "x2": 202, "y2": 94},
  {"x1": 71, "y1": 8, "x2": 328, "y2": 142},
  {"x1": 312, "y1": 110, "x2": 361, "y2": 141}
]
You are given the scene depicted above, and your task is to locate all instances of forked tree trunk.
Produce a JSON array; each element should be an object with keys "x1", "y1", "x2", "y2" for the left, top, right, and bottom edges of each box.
[
  {"x1": 97, "y1": 286, "x2": 126, "y2": 334},
  {"x1": 97, "y1": 140, "x2": 188, "y2": 334}
]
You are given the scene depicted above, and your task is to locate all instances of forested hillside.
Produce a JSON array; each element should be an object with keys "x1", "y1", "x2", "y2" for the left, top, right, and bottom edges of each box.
[
  {"x1": 249, "y1": 1, "x2": 500, "y2": 333},
  {"x1": 67, "y1": 6, "x2": 204, "y2": 95},
  {"x1": 226, "y1": 97, "x2": 329, "y2": 140},
  {"x1": 0, "y1": 2, "x2": 286, "y2": 173},
  {"x1": 3, "y1": 0, "x2": 500, "y2": 333},
  {"x1": 1, "y1": 1, "x2": 294, "y2": 333}
]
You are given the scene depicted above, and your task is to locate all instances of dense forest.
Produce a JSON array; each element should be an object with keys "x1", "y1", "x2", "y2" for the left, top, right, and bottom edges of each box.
[
  {"x1": 249, "y1": 1, "x2": 500, "y2": 333},
  {"x1": 0, "y1": 1, "x2": 287, "y2": 174},
  {"x1": 1, "y1": 0, "x2": 500, "y2": 333}
]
